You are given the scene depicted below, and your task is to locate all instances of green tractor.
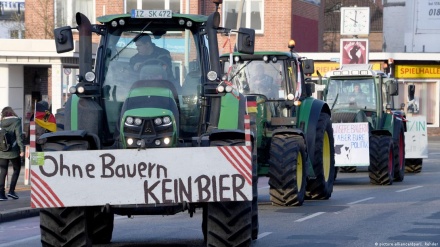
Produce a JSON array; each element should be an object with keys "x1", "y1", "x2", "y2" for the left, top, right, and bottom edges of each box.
[
  {"x1": 31, "y1": 1, "x2": 260, "y2": 246},
  {"x1": 219, "y1": 41, "x2": 335, "y2": 207},
  {"x1": 321, "y1": 65, "x2": 406, "y2": 185}
]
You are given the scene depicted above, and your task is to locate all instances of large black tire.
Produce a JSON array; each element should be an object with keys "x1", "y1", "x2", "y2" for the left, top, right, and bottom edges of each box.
[
  {"x1": 306, "y1": 113, "x2": 335, "y2": 200},
  {"x1": 405, "y1": 158, "x2": 423, "y2": 173},
  {"x1": 206, "y1": 139, "x2": 255, "y2": 246},
  {"x1": 90, "y1": 207, "x2": 114, "y2": 244},
  {"x1": 393, "y1": 130, "x2": 405, "y2": 182},
  {"x1": 206, "y1": 201, "x2": 252, "y2": 247},
  {"x1": 368, "y1": 135, "x2": 394, "y2": 185},
  {"x1": 40, "y1": 207, "x2": 92, "y2": 247},
  {"x1": 268, "y1": 134, "x2": 306, "y2": 206},
  {"x1": 40, "y1": 139, "x2": 115, "y2": 245}
]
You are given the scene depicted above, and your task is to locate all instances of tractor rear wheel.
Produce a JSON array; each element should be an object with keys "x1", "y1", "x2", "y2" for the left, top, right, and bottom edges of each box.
[
  {"x1": 393, "y1": 130, "x2": 405, "y2": 182},
  {"x1": 206, "y1": 139, "x2": 254, "y2": 246},
  {"x1": 268, "y1": 134, "x2": 306, "y2": 206},
  {"x1": 405, "y1": 158, "x2": 423, "y2": 173},
  {"x1": 368, "y1": 135, "x2": 394, "y2": 185},
  {"x1": 306, "y1": 113, "x2": 335, "y2": 199}
]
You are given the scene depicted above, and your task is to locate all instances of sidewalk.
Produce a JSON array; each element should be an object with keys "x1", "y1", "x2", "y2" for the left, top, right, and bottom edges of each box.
[{"x1": 0, "y1": 163, "x2": 39, "y2": 223}]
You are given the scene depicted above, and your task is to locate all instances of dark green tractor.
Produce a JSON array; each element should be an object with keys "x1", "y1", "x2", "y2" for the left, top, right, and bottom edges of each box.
[
  {"x1": 220, "y1": 41, "x2": 335, "y2": 207},
  {"x1": 33, "y1": 1, "x2": 260, "y2": 246},
  {"x1": 322, "y1": 65, "x2": 406, "y2": 185}
]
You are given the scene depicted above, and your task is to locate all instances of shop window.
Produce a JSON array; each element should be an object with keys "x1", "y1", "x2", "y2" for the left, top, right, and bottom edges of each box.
[
  {"x1": 125, "y1": 0, "x2": 180, "y2": 13},
  {"x1": 55, "y1": 0, "x2": 94, "y2": 27},
  {"x1": 222, "y1": 0, "x2": 264, "y2": 33},
  {"x1": 398, "y1": 81, "x2": 437, "y2": 125}
]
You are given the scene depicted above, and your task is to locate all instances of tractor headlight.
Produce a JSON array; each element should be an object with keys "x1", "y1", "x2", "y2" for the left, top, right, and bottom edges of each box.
[
  {"x1": 154, "y1": 118, "x2": 163, "y2": 125},
  {"x1": 84, "y1": 71, "x2": 95, "y2": 82},
  {"x1": 134, "y1": 118, "x2": 142, "y2": 126},
  {"x1": 163, "y1": 116, "x2": 171, "y2": 125},
  {"x1": 207, "y1": 71, "x2": 217, "y2": 81},
  {"x1": 163, "y1": 137, "x2": 171, "y2": 145},
  {"x1": 217, "y1": 85, "x2": 225, "y2": 93},
  {"x1": 126, "y1": 117, "x2": 134, "y2": 125},
  {"x1": 77, "y1": 86, "x2": 85, "y2": 94}
]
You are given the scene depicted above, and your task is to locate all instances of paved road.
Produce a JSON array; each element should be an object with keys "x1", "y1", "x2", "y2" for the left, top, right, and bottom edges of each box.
[{"x1": 1, "y1": 137, "x2": 439, "y2": 246}]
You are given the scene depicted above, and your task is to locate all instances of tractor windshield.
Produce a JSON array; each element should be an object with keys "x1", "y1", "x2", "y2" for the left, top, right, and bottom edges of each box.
[
  {"x1": 224, "y1": 60, "x2": 286, "y2": 99},
  {"x1": 327, "y1": 78, "x2": 377, "y2": 110},
  {"x1": 101, "y1": 28, "x2": 203, "y2": 135}
]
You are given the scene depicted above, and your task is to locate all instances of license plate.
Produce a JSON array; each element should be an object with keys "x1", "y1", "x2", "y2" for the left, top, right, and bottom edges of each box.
[{"x1": 131, "y1": 9, "x2": 172, "y2": 19}]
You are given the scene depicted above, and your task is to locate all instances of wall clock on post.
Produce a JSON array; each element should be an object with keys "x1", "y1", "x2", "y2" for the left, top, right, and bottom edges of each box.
[{"x1": 340, "y1": 7, "x2": 370, "y2": 36}]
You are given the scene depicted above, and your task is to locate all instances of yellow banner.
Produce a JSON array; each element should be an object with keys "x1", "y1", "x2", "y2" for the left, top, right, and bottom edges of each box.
[{"x1": 395, "y1": 65, "x2": 440, "y2": 78}]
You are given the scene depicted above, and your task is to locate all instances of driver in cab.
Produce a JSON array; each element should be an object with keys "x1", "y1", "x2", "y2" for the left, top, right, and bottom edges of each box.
[
  {"x1": 349, "y1": 82, "x2": 367, "y2": 105},
  {"x1": 130, "y1": 35, "x2": 173, "y2": 78}
]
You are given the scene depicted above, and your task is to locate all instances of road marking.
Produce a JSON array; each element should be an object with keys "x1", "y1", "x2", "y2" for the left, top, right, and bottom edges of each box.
[
  {"x1": 0, "y1": 235, "x2": 40, "y2": 247},
  {"x1": 258, "y1": 232, "x2": 272, "y2": 239},
  {"x1": 295, "y1": 212, "x2": 325, "y2": 222},
  {"x1": 396, "y1": 185, "x2": 423, "y2": 193},
  {"x1": 347, "y1": 197, "x2": 375, "y2": 205}
]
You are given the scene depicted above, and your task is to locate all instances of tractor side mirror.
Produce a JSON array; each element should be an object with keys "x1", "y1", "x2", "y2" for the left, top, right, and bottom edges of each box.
[
  {"x1": 54, "y1": 26, "x2": 74, "y2": 53},
  {"x1": 387, "y1": 79, "x2": 398, "y2": 96},
  {"x1": 302, "y1": 59, "x2": 314, "y2": 75},
  {"x1": 237, "y1": 28, "x2": 255, "y2": 54}
]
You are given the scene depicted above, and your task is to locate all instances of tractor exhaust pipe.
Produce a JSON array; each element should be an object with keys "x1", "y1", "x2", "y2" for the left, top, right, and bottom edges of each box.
[{"x1": 76, "y1": 12, "x2": 93, "y2": 82}]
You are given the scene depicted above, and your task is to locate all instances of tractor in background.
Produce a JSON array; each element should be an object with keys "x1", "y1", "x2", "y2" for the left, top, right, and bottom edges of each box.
[
  {"x1": 321, "y1": 64, "x2": 406, "y2": 185},
  {"x1": 220, "y1": 40, "x2": 335, "y2": 207}
]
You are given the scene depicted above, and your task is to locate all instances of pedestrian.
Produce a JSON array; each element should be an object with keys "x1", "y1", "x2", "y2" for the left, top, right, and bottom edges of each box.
[{"x1": 0, "y1": 106, "x2": 25, "y2": 201}]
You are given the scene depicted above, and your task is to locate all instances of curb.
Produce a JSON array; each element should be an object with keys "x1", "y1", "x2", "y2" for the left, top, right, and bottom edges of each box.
[{"x1": 0, "y1": 207, "x2": 40, "y2": 223}]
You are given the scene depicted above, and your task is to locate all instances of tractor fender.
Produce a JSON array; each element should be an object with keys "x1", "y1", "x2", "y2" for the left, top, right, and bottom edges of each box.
[
  {"x1": 39, "y1": 130, "x2": 101, "y2": 150},
  {"x1": 300, "y1": 98, "x2": 331, "y2": 166}
]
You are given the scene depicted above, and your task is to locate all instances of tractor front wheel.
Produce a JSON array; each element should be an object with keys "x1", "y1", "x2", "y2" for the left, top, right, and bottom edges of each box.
[
  {"x1": 306, "y1": 113, "x2": 335, "y2": 200},
  {"x1": 369, "y1": 135, "x2": 394, "y2": 185},
  {"x1": 268, "y1": 134, "x2": 306, "y2": 206}
]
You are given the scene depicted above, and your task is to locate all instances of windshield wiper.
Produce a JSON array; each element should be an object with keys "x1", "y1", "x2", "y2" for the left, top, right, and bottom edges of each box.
[
  {"x1": 229, "y1": 60, "x2": 252, "y2": 82},
  {"x1": 110, "y1": 21, "x2": 152, "y2": 61}
]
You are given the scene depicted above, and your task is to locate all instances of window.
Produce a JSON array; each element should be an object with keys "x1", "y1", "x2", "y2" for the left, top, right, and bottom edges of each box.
[
  {"x1": 55, "y1": 0, "x2": 94, "y2": 27},
  {"x1": 222, "y1": 0, "x2": 264, "y2": 33},
  {"x1": 9, "y1": 30, "x2": 25, "y2": 39},
  {"x1": 125, "y1": 0, "x2": 180, "y2": 13}
]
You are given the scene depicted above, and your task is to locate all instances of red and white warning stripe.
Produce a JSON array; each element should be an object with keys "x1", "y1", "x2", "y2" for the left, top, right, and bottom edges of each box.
[
  {"x1": 217, "y1": 115, "x2": 253, "y2": 185},
  {"x1": 30, "y1": 170, "x2": 64, "y2": 208},
  {"x1": 29, "y1": 121, "x2": 36, "y2": 152}
]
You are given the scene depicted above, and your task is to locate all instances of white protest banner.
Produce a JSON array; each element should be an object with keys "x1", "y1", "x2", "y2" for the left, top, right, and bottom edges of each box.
[
  {"x1": 30, "y1": 146, "x2": 252, "y2": 208},
  {"x1": 332, "y1": 122, "x2": 370, "y2": 166},
  {"x1": 405, "y1": 116, "x2": 428, "y2": 159}
]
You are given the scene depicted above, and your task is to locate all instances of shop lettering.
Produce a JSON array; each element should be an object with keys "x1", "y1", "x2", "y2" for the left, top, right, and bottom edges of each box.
[
  {"x1": 399, "y1": 67, "x2": 440, "y2": 75},
  {"x1": 144, "y1": 174, "x2": 248, "y2": 204}
]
